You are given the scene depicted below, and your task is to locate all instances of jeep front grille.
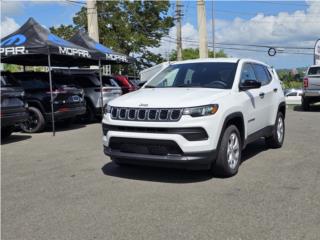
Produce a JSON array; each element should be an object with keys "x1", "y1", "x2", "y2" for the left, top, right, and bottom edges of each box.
[{"x1": 110, "y1": 107, "x2": 183, "y2": 122}]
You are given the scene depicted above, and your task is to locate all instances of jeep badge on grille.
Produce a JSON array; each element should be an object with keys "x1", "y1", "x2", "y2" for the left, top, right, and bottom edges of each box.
[{"x1": 139, "y1": 103, "x2": 148, "y2": 107}]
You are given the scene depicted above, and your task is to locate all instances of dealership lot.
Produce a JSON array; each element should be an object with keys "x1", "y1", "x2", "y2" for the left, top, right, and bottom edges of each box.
[{"x1": 2, "y1": 107, "x2": 320, "y2": 240}]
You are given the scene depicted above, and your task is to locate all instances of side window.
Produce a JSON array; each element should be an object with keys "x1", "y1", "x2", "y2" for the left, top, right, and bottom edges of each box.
[
  {"x1": 287, "y1": 92, "x2": 297, "y2": 97},
  {"x1": 253, "y1": 64, "x2": 270, "y2": 86},
  {"x1": 240, "y1": 63, "x2": 256, "y2": 84}
]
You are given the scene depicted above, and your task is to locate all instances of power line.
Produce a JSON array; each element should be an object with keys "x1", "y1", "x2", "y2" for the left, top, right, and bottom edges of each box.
[
  {"x1": 161, "y1": 36, "x2": 314, "y2": 55},
  {"x1": 163, "y1": 35, "x2": 314, "y2": 50}
]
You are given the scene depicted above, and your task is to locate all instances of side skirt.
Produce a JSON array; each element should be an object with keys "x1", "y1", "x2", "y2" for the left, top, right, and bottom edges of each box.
[{"x1": 243, "y1": 125, "x2": 274, "y2": 148}]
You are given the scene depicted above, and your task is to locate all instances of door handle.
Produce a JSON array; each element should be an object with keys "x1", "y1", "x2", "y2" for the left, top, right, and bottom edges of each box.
[
  {"x1": 273, "y1": 88, "x2": 278, "y2": 92},
  {"x1": 259, "y1": 92, "x2": 265, "y2": 98}
]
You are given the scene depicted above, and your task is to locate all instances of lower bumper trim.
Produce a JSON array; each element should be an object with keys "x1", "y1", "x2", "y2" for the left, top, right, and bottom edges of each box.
[{"x1": 104, "y1": 146, "x2": 216, "y2": 170}]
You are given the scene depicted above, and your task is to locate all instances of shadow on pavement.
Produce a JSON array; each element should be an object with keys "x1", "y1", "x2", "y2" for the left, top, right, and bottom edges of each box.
[
  {"x1": 1, "y1": 134, "x2": 32, "y2": 145},
  {"x1": 293, "y1": 105, "x2": 320, "y2": 112},
  {"x1": 242, "y1": 138, "x2": 268, "y2": 163},
  {"x1": 101, "y1": 162, "x2": 213, "y2": 183},
  {"x1": 46, "y1": 122, "x2": 88, "y2": 133}
]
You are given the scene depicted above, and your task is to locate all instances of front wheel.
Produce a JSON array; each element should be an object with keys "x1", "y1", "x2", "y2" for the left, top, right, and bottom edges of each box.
[
  {"x1": 20, "y1": 107, "x2": 45, "y2": 133},
  {"x1": 266, "y1": 112, "x2": 285, "y2": 148},
  {"x1": 212, "y1": 125, "x2": 242, "y2": 177}
]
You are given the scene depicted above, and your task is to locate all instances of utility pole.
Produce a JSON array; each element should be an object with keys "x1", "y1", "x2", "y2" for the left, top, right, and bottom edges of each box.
[
  {"x1": 86, "y1": 0, "x2": 99, "y2": 42},
  {"x1": 176, "y1": 0, "x2": 183, "y2": 61},
  {"x1": 197, "y1": 0, "x2": 208, "y2": 58},
  {"x1": 212, "y1": 0, "x2": 215, "y2": 58}
]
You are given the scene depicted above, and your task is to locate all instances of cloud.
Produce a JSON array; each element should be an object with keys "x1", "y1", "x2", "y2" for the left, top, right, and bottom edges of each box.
[
  {"x1": 213, "y1": 1, "x2": 320, "y2": 48},
  {"x1": 1, "y1": 1, "x2": 24, "y2": 17},
  {"x1": 155, "y1": 0, "x2": 319, "y2": 67},
  {"x1": 1, "y1": 17, "x2": 20, "y2": 38}
]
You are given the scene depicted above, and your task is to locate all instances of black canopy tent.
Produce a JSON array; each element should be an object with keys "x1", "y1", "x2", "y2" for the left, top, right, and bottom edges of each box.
[
  {"x1": 69, "y1": 31, "x2": 134, "y2": 115},
  {"x1": 0, "y1": 18, "x2": 97, "y2": 136},
  {"x1": 69, "y1": 30, "x2": 134, "y2": 65}
]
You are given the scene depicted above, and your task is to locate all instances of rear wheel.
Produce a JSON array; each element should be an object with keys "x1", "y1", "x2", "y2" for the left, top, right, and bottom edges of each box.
[
  {"x1": 20, "y1": 107, "x2": 45, "y2": 133},
  {"x1": 266, "y1": 112, "x2": 285, "y2": 148},
  {"x1": 82, "y1": 103, "x2": 96, "y2": 123},
  {"x1": 302, "y1": 97, "x2": 310, "y2": 111},
  {"x1": 212, "y1": 125, "x2": 242, "y2": 177}
]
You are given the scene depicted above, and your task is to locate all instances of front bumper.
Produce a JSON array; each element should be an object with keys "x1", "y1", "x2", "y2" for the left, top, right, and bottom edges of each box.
[
  {"x1": 102, "y1": 113, "x2": 222, "y2": 153},
  {"x1": 102, "y1": 113, "x2": 223, "y2": 169},
  {"x1": 1, "y1": 108, "x2": 29, "y2": 127}
]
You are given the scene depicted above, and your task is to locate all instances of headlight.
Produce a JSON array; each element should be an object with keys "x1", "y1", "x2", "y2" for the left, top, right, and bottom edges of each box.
[
  {"x1": 104, "y1": 104, "x2": 111, "y2": 114},
  {"x1": 183, "y1": 104, "x2": 219, "y2": 117}
]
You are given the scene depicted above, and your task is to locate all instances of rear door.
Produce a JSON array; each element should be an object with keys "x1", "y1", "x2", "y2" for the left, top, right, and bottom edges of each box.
[
  {"x1": 252, "y1": 64, "x2": 275, "y2": 127},
  {"x1": 239, "y1": 63, "x2": 265, "y2": 134}
]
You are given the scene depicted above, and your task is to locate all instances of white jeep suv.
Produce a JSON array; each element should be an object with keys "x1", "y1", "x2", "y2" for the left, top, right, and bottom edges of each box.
[{"x1": 102, "y1": 58, "x2": 286, "y2": 177}]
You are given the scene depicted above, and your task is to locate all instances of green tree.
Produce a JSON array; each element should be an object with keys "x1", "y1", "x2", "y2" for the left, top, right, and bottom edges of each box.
[
  {"x1": 169, "y1": 48, "x2": 227, "y2": 61},
  {"x1": 50, "y1": 1, "x2": 173, "y2": 74},
  {"x1": 2, "y1": 64, "x2": 22, "y2": 72},
  {"x1": 49, "y1": 24, "x2": 78, "y2": 40}
]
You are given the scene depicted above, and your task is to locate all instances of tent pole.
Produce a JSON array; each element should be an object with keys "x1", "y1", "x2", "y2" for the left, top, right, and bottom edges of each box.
[
  {"x1": 47, "y1": 53, "x2": 55, "y2": 136},
  {"x1": 99, "y1": 60, "x2": 104, "y2": 116}
]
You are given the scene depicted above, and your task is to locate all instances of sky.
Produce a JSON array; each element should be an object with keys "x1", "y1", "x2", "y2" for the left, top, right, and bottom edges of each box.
[{"x1": 1, "y1": 0, "x2": 320, "y2": 69}]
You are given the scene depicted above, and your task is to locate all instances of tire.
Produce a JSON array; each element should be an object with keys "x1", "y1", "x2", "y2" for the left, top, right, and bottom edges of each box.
[
  {"x1": 20, "y1": 107, "x2": 45, "y2": 133},
  {"x1": 266, "y1": 112, "x2": 286, "y2": 148},
  {"x1": 302, "y1": 97, "x2": 310, "y2": 111},
  {"x1": 1, "y1": 126, "x2": 15, "y2": 139},
  {"x1": 266, "y1": 112, "x2": 285, "y2": 148},
  {"x1": 212, "y1": 125, "x2": 242, "y2": 177},
  {"x1": 83, "y1": 103, "x2": 96, "y2": 123}
]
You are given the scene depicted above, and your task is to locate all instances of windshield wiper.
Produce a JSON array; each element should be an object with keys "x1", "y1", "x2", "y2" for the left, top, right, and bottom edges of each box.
[{"x1": 144, "y1": 85, "x2": 156, "y2": 88}]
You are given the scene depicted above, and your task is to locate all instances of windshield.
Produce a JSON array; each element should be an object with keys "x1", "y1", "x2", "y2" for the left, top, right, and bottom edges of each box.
[{"x1": 145, "y1": 62, "x2": 237, "y2": 89}]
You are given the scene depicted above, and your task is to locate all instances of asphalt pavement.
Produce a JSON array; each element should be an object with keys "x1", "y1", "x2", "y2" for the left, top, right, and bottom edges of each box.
[{"x1": 2, "y1": 106, "x2": 320, "y2": 240}]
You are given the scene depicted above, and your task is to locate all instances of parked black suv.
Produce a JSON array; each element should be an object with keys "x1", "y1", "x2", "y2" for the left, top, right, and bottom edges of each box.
[
  {"x1": 10, "y1": 72, "x2": 86, "y2": 133},
  {"x1": 1, "y1": 73, "x2": 28, "y2": 138}
]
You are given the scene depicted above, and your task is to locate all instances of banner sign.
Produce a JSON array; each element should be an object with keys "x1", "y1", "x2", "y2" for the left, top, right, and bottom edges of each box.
[
  {"x1": 0, "y1": 34, "x2": 28, "y2": 56},
  {"x1": 315, "y1": 39, "x2": 320, "y2": 65}
]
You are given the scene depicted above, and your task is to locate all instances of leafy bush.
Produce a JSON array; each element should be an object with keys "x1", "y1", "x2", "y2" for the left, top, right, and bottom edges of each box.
[{"x1": 282, "y1": 80, "x2": 302, "y2": 89}]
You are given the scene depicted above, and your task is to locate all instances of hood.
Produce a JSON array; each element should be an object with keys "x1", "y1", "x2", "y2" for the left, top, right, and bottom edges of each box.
[{"x1": 109, "y1": 88, "x2": 230, "y2": 108}]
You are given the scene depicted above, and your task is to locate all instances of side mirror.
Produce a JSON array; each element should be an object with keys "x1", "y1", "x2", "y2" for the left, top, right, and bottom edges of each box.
[{"x1": 239, "y1": 79, "x2": 261, "y2": 91}]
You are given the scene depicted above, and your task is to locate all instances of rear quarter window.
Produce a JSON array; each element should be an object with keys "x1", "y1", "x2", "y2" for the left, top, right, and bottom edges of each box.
[{"x1": 308, "y1": 67, "x2": 320, "y2": 75}]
